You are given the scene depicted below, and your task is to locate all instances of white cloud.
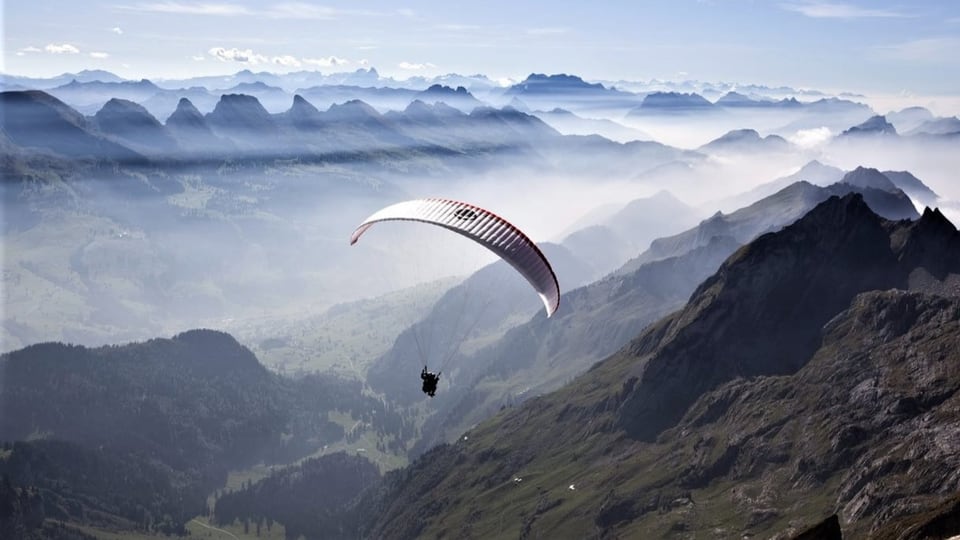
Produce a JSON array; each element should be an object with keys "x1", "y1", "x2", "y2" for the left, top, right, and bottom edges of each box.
[
  {"x1": 304, "y1": 55, "x2": 349, "y2": 67},
  {"x1": 111, "y1": 26, "x2": 124, "y2": 34},
  {"x1": 398, "y1": 61, "x2": 436, "y2": 70},
  {"x1": 191, "y1": 55, "x2": 206, "y2": 61},
  {"x1": 90, "y1": 52, "x2": 110, "y2": 59},
  {"x1": 272, "y1": 55, "x2": 302, "y2": 68},
  {"x1": 397, "y1": 8, "x2": 415, "y2": 18},
  {"x1": 16, "y1": 46, "x2": 42, "y2": 56},
  {"x1": 119, "y1": 2, "x2": 252, "y2": 16},
  {"x1": 780, "y1": 1, "x2": 909, "y2": 18},
  {"x1": 208, "y1": 47, "x2": 268, "y2": 64},
  {"x1": 119, "y1": 1, "x2": 381, "y2": 19},
  {"x1": 788, "y1": 127, "x2": 833, "y2": 148},
  {"x1": 45, "y1": 43, "x2": 81, "y2": 54},
  {"x1": 357, "y1": 58, "x2": 370, "y2": 66}
]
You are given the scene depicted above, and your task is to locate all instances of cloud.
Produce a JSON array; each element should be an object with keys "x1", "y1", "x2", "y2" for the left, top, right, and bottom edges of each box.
[
  {"x1": 357, "y1": 58, "x2": 370, "y2": 66},
  {"x1": 119, "y1": 2, "x2": 252, "y2": 16},
  {"x1": 780, "y1": 1, "x2": 910, "y2": 18},
  {"x1": 398, "y1": 61, "x2": 436, "y2": 70},
  {"x1": 272, "y1": 55, "x2": 302, "y2": 68},
  {"x1": 90, "y1": 52, "x2": 110, "y2": 59},
  {"x1": 111, "y1": 26, "x2": 124, "y2": 34},
  {"x1": 208, "y1": 47, "x2": 268, "y2": 64},
  {"x1": 397, "y1": 8, "x2": 415, "y2": 18},
  {"x1": 119, "y1": 1, "x2": 381, "y2": 19},
  {"x1": 788, "y1": 127, "x2": 833, "y2": 148},
  {"x1": 191, "y1": 55, "x2": 206, "y2": 61},
  {"x1": 45, "y1": 43, "x2": 81, "y2": 54},
  {"x1": 16, "y1": 46, "x2": 42, "y2": 56},
  {"x1": 304, "y1": 55, "x2": 349, "y2": 67}
]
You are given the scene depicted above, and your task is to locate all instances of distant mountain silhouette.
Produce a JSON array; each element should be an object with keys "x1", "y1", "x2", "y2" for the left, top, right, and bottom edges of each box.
[
  {"x1": 698, "y1": 128, "x2": 792, "y2": 154},
  {"x1": 502, "y1": 73, "x2": 641, "y2": 111},
  {"x1": 294, "y1": 84, "x2": 416, "y2": 112},
  {"x1": 622, "y1": 179, "x2": 918, "y2": 273},
  {"x1": 882, "y1": 169, "x2": 939, "y2": 206},
  {"x1": 532, "y1": 107, "x2": 651, "y2": 142},
  {"x1": 93, "y1": 97, "x2": 178, "y2": 154},
  {"x1": 886, "y1": 106, "x2": 934, "y2": 132},
  {"x1": 218, "y1": 81, "x2": 292, "y2": 112},
  {"x1": 46, "y1": 78, "x2": 163, "y2": 114},
  {"x1": 414, "y1": 84, "x2": 483, "y2": 112},
  {"x1": 206, "y1": 93, "x2": 278, "y2": 134},
  {"x1": 714, "y1": 160, "x2": 845, "y2": 210},
  {"x1": 0, "y1": 90, "x2": 143, "y2": 163},
  {"x1": 505, "y1": 73, "x2": 613, "y2": 96},
  {"x1": 905, "y1": 115, "x2": 960, "y2": 136},
  {"x1": 841, "y1": 115, "x2": 898, "y2": 137},
  {"x1": 714, "y1": 91, "x2": 803, "y2": 109},
  {"x1": 205, "y1": 93, "x2": 281, "y2": 151},
  {"x1": 627, "y1": 91, "x2": 715, "y2": 116},
  {"x1": 165, "y1": 97, "x2": 234, "y2": 155}
]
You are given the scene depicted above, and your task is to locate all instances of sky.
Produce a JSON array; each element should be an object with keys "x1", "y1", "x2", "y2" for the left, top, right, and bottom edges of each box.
[{"x1": 4, "y1": 0, "x2": 960, "y2": 96}]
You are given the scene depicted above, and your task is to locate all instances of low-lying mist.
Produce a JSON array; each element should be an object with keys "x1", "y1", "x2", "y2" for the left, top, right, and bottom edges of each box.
[{"x1": 3, "y1": 86, "x2": 958, "y2": 357}]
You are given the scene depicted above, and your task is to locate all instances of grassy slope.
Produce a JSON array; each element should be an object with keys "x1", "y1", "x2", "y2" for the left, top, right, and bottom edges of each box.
[{"x1": 367, "y1": 290, "x2": 960, "y2": 539}]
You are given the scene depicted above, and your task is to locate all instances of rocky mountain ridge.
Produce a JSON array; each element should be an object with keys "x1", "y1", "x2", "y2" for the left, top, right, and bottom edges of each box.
[{"x1": 354, "y1": 193, "x2": 960, "y2": 539}]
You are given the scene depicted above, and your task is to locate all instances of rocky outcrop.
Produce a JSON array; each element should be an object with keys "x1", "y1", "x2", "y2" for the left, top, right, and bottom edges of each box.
[{"x1": 616, "y1": 194, "x2": 911, "y2": 441}]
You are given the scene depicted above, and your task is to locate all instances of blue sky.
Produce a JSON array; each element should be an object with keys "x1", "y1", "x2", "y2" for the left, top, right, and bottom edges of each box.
[{"x1": 4, "y1": 0, "x2": 960, "y2": 95}]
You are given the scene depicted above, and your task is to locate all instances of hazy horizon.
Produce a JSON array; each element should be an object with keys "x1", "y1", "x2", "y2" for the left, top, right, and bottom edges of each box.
[{"x1": 6, "y1": 1, "x2": 960, "y2": 96}]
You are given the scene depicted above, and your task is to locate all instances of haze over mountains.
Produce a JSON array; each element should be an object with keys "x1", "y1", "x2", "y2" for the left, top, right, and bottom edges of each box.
[{"x1": 2, "y1": 65, "x2": 960, "y2": 539}]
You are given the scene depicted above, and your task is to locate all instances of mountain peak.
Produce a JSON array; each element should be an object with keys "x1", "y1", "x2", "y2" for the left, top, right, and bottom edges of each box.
[
  {"x1": 639, "y1": 91, "x2": 713, "y2": 109},
  {"x1": 919, "y1": 206, "x2": 955, "y2": 231},
  {"x1": 93, "y1": 98, "x2": 163, "y2": 132},
  {"x1": 617, "y1": 192, "x2": 901, "y2": 441},
  {"x1": 97, "y1": 97, "x2": 153, "y2": 115},
  {"x1": 289, "y1": 94, "x2": 319, "y2": 114},
  {"x1": 166, "y1": 97, "x2": 210, "y2": 131},
  {"x1": 326, "y1": 99, "x2": 380, "y2": 119},
  {"x1": 174, "y1": 97, "x2": 200, "y2": 114},
  {"x1": 842, "y1": 115, "x2": 898, "y2": 137},
  {"x1": 206, "y1": 93, "x2": 276, "y2": 133},
  {"x1": 839, "y1": 166, "x2": 898, "y2": 192},
  {"x1": 507, "y1": 73, "x2": 609, "y2": 96}
]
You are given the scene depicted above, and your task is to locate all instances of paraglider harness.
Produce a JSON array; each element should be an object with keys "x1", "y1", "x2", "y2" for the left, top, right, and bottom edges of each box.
[{"x1": 421, "y1": 366, "x2": 441, "y2": 397}]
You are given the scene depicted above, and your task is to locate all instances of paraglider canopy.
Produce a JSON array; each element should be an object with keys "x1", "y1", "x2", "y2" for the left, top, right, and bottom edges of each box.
[{"x1": 350, "y1": 198, "x2": 560, "y2": 317}]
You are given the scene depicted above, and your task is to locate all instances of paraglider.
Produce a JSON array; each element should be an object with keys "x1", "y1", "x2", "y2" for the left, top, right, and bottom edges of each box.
[
  {"x1": 350, "y1": 198, "x2": 560, "y2": 396},
  {"x1": 421, "y1": 366, "x2": 440, "y2": 397}
]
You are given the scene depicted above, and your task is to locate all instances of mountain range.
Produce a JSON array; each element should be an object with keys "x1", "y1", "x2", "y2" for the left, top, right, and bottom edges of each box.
[
  {"x1": 389, "y1": 173, "x2": 921, "y2": 459},
  {"x1": 10, "y1": 69, "x2": 945, "y2": 138},
  {"x1": 354, "y1": 193, "x2": 960, "y2": 539},
  {"x1": 3, "y1": 67, "x2": 960, "y2": 540}
]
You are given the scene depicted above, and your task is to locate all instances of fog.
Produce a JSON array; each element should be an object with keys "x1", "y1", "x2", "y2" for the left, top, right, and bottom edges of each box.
[{"x1": 2, "y1": 83, "x2": 958, "y2": 355}]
